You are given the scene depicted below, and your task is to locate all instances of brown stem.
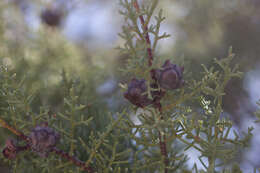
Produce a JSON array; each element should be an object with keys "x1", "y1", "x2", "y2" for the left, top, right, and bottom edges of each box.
[
  {"x1": 0, "y1": 118, "x2": 30, "y2": 142},
  {"x1": 133, "y1": 1, "x2": 169, "y2": 172},
  {"x1": 51, "y1": 147, "x2": 94, "y2": 173},
  {"x1": 158, "y1": 103, "x2": 169, "y2": 173},
  {"x1": 17, "y1": 145, "x2": 31, "y2": 152},
  {"x1": 133, "y1": 0, "x2": 153, "y2": 67},
  {"x1": 0, "y1": 118, "x2": 94, "y2": 173},
  {"x1": 158, "y1": 132, "x2": 169, "y2": 173}
]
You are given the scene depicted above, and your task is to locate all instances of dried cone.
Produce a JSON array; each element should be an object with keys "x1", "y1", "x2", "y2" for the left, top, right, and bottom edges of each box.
[
  {"x1": 124, "y1": 78, "x2": 153, "y2": 108},
  {"x1": 40, "y1": 8, "x2": 63, "y2": 27},
  {"x1": 29, "y1": 123, "x2": 60, "y2": 157},
  {"x1": 2, "y1": 139, "x2": 17, "y2": 160},
  {"x1": 152, "y1": 60, "x2": 184, "y2": 90}
]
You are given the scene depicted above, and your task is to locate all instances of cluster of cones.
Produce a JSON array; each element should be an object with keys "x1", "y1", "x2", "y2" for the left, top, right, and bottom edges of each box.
[
  {"x1": 2, "y1": 123, "x2": 60, "y2": 159},
  {"x1": 124, "y1": 60, "x2": 184, "y2": 109}
]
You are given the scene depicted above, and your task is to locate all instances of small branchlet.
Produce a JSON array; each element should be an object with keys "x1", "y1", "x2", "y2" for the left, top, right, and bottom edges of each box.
[
  {"x1": 120, "y1": 1, "x2": 184, "y2": 172},
  {"x1": 0, "y1": 118, "x2": 94, "y2": 172},
  {"x1": 119, "y1": 1, "x2": 255, "y2": 172},
  {"x1": 255, "y1": 101, "x2": 260, "y2": 123}
]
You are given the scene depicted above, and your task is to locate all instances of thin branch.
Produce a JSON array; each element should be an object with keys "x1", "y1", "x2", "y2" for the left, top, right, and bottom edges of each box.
[
  {"x1": 52, "y1": 147, "x2": 94, "y2": 172},
  {"x1": 0, "y1": 118, "x2": 29, "y2": 142},
  {"x1": 133, "y1": 0, "x2": 153, "y2": 67},
  {"x1": 163, "y1": 85, "x2": 202, "y2": 112},
  {"x1": 158, "y1": 132, "x2": 169, "y2": 172},
  {"x1": 133, "y1": 1, "x2": 169, "y2": 172},
  {"x1": 0, "y1": 118, "x2": 94, "y2": 173}
]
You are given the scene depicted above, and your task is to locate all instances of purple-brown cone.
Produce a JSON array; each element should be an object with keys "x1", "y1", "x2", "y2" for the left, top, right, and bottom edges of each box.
[
  {"x1": 124, "y1": 78, "x2": 153, "y2": 108},
  {"x1": 152, "y1": 60, "x2": 184, "y2": 90},
  {"x1": 40, "y1": 8, "x2": 63, "y2": 27},
  {"x1": 29, "y1": 123, "x2": 60, "y2": 157},
  {"x1": 2, "y1": 139, "x2": 17, "y2": 160}
]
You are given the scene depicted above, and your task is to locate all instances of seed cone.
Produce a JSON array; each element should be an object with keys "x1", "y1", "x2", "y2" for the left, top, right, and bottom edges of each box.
[
  {"x1": 124, "y1": 78, "x2": 153, "y2": 108},
  {"x1": 29, "y1": 123, "x2": 60, "y2": 157},
  {"x1": 2, "y1": 139, "x2": 17, "y2": 160},
  {"x1": 152, "y1": 60, "x2": 184, "y2": 90},
  {"x1": 40, "y1": 8, "x2": 63, "y2": 27}
]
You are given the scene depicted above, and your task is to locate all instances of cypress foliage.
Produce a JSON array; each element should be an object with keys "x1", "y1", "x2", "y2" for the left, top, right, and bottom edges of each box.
[{"x1": 0, "y1": 0, "x2": 259, "y2": 172}]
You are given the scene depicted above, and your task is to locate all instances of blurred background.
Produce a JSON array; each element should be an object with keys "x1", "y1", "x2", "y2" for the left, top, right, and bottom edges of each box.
[{"x1": 0, "y1": 0, "x2": 260, "y2": 172}]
